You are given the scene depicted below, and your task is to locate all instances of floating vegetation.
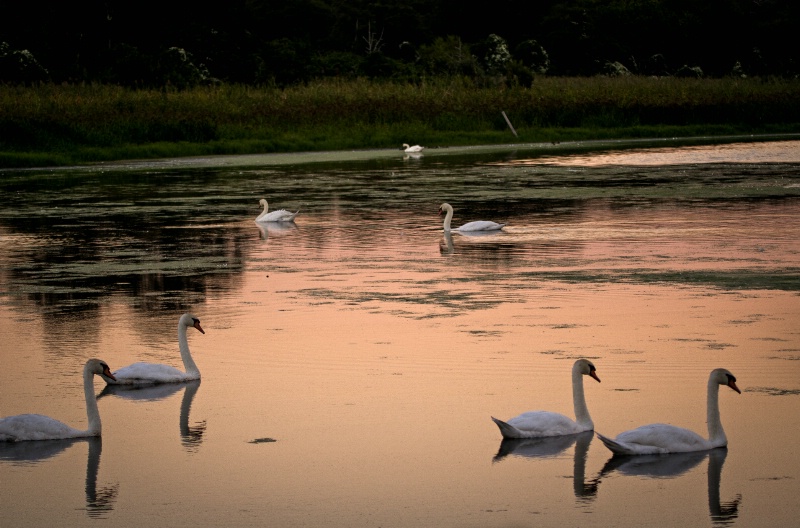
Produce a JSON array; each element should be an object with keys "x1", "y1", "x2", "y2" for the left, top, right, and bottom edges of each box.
[
  {"x1": 747, "y1": 387, "x2": 800, "y2": 396},
  {"x1": 248, "y1": 438, "x2": 277, "y2": 444}
]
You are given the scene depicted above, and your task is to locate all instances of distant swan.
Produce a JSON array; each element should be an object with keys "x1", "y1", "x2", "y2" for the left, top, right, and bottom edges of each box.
[
  {"x1": 596, "y1": 368, "x2": 740, "y2": 455},
  {"x1": 255, "y1": 198, "x2": 300, "y2": 223},
  {"x1": 492, "y1": 359, "x2": 601, "y2": 438},
  {"x1": 439, "y1": 203, "x2": 505, "y2": 232},
  {"x1": 402, "y1": 143, "x2": 424, "y2": 153},
  {"x1": 102, "y1": 313, "x2": 205, "y2": 385},
  {"x1": 0, "y1": 359, "x2": 115, "y2": 442}
]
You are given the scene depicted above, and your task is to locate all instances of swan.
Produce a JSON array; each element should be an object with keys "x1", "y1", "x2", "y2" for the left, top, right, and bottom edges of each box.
[
  {"x1": 102, "y1": 313, "x2": 205, "y2": 385},
  {"x1": 439, "y1": 203, "x2": 505, "y2": 232},
  {"x1": 402, "y1": 143, "x2": 424, "y2": 153},
  {"x1": 596, "y1": 368, "x2": 740, "y2": 455},
  {"x1": 0, "y1": 359, "x2": 115, "y2": 442},
  {"x1": 492, "y1": 359, "x2": 601, "y2": 438},
  {"x1": 255, "y1": 198, "x2": 300, "y2": 223}
]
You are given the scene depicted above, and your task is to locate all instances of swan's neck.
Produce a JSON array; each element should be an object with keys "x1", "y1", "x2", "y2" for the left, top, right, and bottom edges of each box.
[
  {"x1": 572, "y1": 367, "x2": 593, "y2": 428},
  {"x1": 442, "y1": 208, "x2": 453, "y2": 232},
  {"x1": 83, "y1": 365, "x2": 102, "y2": 436},
  {"x1": 707, "y1": 378, "x2": 727, "y2": 446},
  {"x1": 257, "y1": 201, "x2": 269, "y2": 220},
  {"x1": 179, "y1": 322, "x2": 200, "y2": 376}
]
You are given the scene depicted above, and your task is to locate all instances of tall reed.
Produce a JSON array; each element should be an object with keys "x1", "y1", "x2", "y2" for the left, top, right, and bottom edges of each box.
[{"x1": 1, "y1": 77, "x2": 798, "y2": 167}]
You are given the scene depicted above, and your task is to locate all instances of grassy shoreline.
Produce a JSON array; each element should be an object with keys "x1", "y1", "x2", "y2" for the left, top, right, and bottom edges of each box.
[{"x1": 2, "y1": 77, "x2": 799, "y2": 168}]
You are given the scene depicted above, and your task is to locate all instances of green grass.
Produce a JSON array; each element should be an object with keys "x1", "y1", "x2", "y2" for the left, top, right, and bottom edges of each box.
[{"x1": 1, "y1": 76, "x2": 799, "y2": 168}]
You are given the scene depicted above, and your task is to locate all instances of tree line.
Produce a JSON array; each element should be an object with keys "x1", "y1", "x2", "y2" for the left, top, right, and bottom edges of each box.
[{"x1": 1, "y1": 0, "x2": 797, "y2": 87}]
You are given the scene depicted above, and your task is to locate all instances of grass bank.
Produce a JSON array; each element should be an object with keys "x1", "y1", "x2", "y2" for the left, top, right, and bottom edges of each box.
[{"x1": 1, "y1": 76, "x2": 799, "y2": 168}]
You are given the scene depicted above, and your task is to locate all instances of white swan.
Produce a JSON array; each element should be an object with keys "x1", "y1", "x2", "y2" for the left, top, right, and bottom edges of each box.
[
  {"x1": 439, "y1": 203, "x2": 505, "y2": 232},
  {"x1": 0, "y1": 359, "x2": 115, "y2": 442},
  {"x1": 102, "y1": 313, "x2": 205, "y2": 385},
  {"x1": 255, "y1": 198, "x2": 300, "y2": 223},
  {"x1": 402, "y1": 143, "x2": 424, "y2": 153},
  {"x1": 492, "y1": 359, "x2": 601, "y2": 438},
  {"x1": 596, "y1": 368, "x2": 740, "y2": 455}
]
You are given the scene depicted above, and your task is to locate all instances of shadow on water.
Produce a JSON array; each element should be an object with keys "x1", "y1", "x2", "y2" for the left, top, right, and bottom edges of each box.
[
  {"x1": 598, "y1": 448, "x2": 741, "y2": 526},
  {"x1": 99, "y1": 380, "x2": 206, "y2": 452},
  {"x1": 0, "y1": 437, "x2": 119, "y2": 519},
  {"x1": 492, "y1": 431, "x2": 599, "y2": 503}
]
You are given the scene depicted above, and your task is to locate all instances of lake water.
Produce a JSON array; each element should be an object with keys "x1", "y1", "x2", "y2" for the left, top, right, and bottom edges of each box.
[{"x1": 1, "y1": 137, "x2": 799, "y2": 527}]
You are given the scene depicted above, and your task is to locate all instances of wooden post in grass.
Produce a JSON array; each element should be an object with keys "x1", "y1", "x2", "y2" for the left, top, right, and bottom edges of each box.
[{"x1": 501, "y1": 111, "x2": 518, "y2": 138}]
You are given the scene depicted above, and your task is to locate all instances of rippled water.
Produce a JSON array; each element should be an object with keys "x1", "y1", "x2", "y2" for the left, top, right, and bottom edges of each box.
[{"x1": 1, "y1": 138, "x2": 799, "y2": 527}]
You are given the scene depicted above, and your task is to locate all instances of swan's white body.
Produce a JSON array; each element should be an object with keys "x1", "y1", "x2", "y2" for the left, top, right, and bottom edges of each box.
[
  {"x1": 596, "y1": 368, "x2": 740, "y2": 455},
  {"x1": 492, "y1": 359, "x2": 601, "y2": 439},
  {"x1": 402, "y1": 143, "x2": 424, "y2": 153},
  {"x1": 255, "y1": 199, "x2": 300, "y2": 223},
  {"x1": 0, "y1": 359, "x2": 115, "y2": 442},
  {"x1": 439, "y1": 203, "x2": 505, "y2": 232},
  {"x1": 102, "y1": 314, "x2": 205, "y2": 385}
]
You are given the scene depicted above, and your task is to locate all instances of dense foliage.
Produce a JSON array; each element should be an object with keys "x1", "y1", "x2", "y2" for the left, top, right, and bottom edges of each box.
[{"x1": 1, "y1": 0, "x2": 797, "y2": 86}]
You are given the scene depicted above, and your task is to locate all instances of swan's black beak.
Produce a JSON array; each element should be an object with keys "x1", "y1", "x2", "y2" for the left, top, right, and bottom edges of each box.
[
  {"x1": 590, "y1": 370, "x2": 601, "y2": 383},
  {"x1": 728, "y1": 380, "x2": 741, "y2": 394},
  {"x1": 194, "y1": 321, "x2": 205, "y2": 334}
]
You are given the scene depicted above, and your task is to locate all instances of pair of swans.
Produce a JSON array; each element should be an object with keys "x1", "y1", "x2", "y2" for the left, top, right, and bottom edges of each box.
[
  {"x1": 0, "y1": 314, "x2": 205, "y2": 442},
  {"x1": 493, "y1": 359, "x2": 740, "y2": 455},
  {"x1": 255, "y1": 198, "x2": 300, "y2": 223},
  {"x1": 439, "y1": 203, "x2": 505, "y2": 232}
]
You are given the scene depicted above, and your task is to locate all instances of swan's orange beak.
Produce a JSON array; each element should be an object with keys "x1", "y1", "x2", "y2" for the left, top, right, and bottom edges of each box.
[
  {"x1": 103, "y1": 366, "x2": 117, "y2": 381},
  {"x1": 728, "y1": 380, "x2": 741, "y2": 394},
  {"x1": 590, "y1": 370, "x2": 601, "y2": 383},
  {"x1": 194, "y1": 321, "x2": 205, "y2": 334},
  {"x1": 438, "y1": 208, "x2": 443, "y2": 216}
]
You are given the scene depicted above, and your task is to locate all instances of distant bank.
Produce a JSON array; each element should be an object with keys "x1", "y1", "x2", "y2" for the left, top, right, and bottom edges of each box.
[{"x1": 1, "y1": 76, "x2": 799, "y2": 169}]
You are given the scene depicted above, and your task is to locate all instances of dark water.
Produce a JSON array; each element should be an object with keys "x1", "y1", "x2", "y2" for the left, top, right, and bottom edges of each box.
[{"x1": 0, "y1": 138, "x2": 799, "y2": 527}]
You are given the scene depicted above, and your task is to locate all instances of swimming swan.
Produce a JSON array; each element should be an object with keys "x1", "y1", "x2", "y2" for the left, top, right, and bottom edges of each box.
[
  {"x1": 596, "y1": 368, "x2": 740, "y2": 455},
  {"x1": 102, "y1": 313, "x2": 205, "y2": 385},
  {"x1": 402, "y1": 143, "x2": 424, "y2": 153},
  {"x1": 0, "y1": 359, "x2": 115, "y2": 442},
  {"x1": 492, "y1": 359, "x2": 601, "y2": 438},
  {"x1": 256, "y1": 198, "x2": 300, "y2": 223},
  {"x1": 439, "y1": 203, "x2": 505, "y2": 232}
]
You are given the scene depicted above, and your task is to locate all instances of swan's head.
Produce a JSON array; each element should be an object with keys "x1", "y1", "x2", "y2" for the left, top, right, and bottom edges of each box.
[
  {"x1": 87, "y1": 358, "x2": 116, "y2": 381},
  {"x1": 438, "y1": 203, "x2": 452, "y2": 216},
  {"x1": 711, "y1": 368, "x2": 740, "y2": 394},
  {"x1": 575, "y1": 358, "x2": 601, "y2": 383},
  {"x1": 403, "y1": 143, "x2": 410, "y2": 149},
  {"x1": 180, "y1": 313, "x2": 206, "y2": 334},
  {"x1": 259, "y1": 199, "x2": 268, "y2": 207}
]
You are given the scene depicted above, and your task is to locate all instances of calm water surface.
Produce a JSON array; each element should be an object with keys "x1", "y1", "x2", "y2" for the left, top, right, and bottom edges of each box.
[{"x1": 1, "y1": 138, "x2": 799, "y2": 527}]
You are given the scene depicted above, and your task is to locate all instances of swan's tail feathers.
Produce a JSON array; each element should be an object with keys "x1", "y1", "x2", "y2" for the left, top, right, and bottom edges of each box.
[
  {"x1": 595, "y1": 432, "x2": 635, "y2": 455},
  {"x1": 491, "y1": 417, "x2": 525, "y2": 439}
]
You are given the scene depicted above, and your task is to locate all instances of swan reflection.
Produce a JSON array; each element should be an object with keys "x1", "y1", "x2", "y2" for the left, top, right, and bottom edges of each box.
[
  {"x1": 99, "y1": 380, "x2": 206, "y2": 452},
  {"x1": 256, "y1": 221, "x2": 298, "y2": 240},
  {"x1": 0, "y1": 437, "x2": 119, "y2": 518},
  {"x1": 599, "y1": 448, "x2": 740, "y2": 525},
  {"x1": 440, "y1": 232, "x2": 454, "y2": 254},
  {"x1": 493, "y1": 430, "x2": 598, "y2": 501},
  {"x1": 439, "y1": 230, "x2": 510, "y2": 256}
]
